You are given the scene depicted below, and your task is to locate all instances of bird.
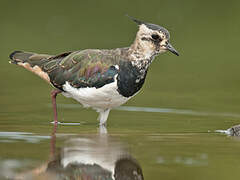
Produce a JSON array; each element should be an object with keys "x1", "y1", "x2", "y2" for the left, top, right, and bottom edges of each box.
[{"x1": 9, "y1": 16, "x2": 179, "y2": 126}]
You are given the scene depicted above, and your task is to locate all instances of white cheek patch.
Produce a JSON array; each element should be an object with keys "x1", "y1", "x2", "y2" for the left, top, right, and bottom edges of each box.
[{"x1": 136, "y1": 24, "x2": 169, "y2": 59}]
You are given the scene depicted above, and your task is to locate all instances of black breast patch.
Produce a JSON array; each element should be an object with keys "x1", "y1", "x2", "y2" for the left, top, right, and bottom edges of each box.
[{"x1": 117, "y1": 61, "x2": 148, "y2": 97}]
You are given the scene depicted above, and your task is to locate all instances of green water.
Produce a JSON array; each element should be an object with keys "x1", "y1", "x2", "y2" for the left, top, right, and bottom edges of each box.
[{"x1": 1, "y1": 0, "x2": 240, "y2": 179}]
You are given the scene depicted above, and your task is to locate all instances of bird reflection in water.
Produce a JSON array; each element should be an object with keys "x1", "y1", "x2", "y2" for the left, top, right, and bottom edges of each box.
[{"x1": 18, "y1": 125, "x2": 144, "y2": 180}]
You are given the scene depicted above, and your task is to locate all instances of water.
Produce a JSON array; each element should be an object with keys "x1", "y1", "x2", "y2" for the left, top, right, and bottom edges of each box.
[
  {"x1": 0, "y1": 104, "x2": 240, "y2": 179},
  {"x1": 1, "y1": 0, "x2": 240, "y2": 179}
]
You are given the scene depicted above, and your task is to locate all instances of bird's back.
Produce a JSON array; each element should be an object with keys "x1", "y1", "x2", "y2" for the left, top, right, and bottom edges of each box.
[{"x1": 9, "y1": 49, "x2": 128, "y2": 91}]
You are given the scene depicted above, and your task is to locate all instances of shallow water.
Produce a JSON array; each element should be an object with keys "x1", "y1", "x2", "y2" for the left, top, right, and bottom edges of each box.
[
  {"x1": 1, "y1": 0, "x2": 240, "y2": 179},
  {"x1": 1, "y1": 104, "x2": 240, "y2": 179}
]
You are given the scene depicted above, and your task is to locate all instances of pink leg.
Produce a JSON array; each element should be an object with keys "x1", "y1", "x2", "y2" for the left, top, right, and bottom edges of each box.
[
  {"x1": 51, "y1": 89, "x2": 62, "y2": 124},
  {"x1": 50, "y1": 122, "x2": 57, "y2": 158}
]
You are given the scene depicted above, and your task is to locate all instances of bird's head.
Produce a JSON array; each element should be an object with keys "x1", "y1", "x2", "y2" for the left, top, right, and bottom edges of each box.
[{"x1": 128, "y1": 15, "x2": 179, "y2": 58}]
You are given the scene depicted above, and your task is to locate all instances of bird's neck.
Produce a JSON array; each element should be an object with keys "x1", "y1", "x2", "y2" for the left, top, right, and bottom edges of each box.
[
  {"x1": 128, "y1": 38, "x2": 156, "y2": 61},
  {"x1": 127, "y1": 38, "x2": 157, "y2": 71}
]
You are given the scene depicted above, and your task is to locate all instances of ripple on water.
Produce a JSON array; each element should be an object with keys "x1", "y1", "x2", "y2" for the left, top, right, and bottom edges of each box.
[{"x1": 0, "y1": 132, "x2": 50, "y2": 143}]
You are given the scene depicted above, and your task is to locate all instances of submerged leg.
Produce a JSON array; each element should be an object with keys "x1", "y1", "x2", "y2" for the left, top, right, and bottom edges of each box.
[
  {"x1": 51, "y1": 89, "x2": 62, "y2": 124},
  {"x1": 98, "y1": 109, "x2": 110, "y2": 126}
]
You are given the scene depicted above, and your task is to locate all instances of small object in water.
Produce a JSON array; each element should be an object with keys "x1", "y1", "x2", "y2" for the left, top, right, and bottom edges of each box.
[
  {"x1": 9, "y1": 15, "x2": 179, "y2": 126},
  {"x1": 215, "y1": 125, "x2": 240, "y2": 136},
  {"x1": 228, "y1": 124, "x2": 240, "y2": 136}
]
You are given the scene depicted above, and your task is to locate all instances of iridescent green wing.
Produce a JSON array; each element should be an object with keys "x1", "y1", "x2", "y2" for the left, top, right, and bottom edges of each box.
[{"x1": 48, "y1": 49, "x2": 120, "y2": 89}]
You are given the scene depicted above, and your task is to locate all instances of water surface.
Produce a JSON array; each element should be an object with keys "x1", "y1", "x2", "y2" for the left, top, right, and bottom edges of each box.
[{"x1": 1, "y1": 0, "x2": 240, "y2": 179}]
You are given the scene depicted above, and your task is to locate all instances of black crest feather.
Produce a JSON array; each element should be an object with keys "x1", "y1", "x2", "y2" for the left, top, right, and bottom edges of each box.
[
  {"x1": 126, "y1": 14, "x2": 170, "y2": 39},
  {"x1": 126, "y1": 14, "x2": 144, "y2": 25}
]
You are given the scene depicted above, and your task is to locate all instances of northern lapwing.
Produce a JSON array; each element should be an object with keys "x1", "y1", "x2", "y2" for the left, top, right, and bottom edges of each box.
[{"x1": 9, "y1": 16, "x2": 179, "y2": 126}]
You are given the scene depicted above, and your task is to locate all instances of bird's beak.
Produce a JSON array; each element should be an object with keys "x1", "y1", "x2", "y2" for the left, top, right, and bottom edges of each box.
[{"x1": 166, "y1": 43, "x2": 179, "y2": 56}]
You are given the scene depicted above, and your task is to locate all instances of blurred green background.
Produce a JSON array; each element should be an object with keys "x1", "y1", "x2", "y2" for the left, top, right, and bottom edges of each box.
[
  {"x1": 0, "y1": 0, "x2": 240, "y2": 179},
  {"x1": 1, "y1": 0, "x2": 240, "y2": 113}
]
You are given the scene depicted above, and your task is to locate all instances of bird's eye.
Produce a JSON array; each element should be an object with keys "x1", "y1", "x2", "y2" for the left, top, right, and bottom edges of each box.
[{"x1": 151, "y1": 34, "x2": 161, "y2": 41}]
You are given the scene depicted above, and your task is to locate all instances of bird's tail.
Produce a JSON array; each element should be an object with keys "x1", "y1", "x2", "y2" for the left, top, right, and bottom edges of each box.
[
  {"x1": 9, "y1": 50, "x2": 52, "y2": 82},
  {"x1": 9, "y1": 51, "x2": 51, "y2": 65}
]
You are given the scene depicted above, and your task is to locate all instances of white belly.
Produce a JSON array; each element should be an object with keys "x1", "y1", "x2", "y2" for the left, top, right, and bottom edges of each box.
[{"x1": 62, "y1": 80, "x2": 130, "y2": 109}]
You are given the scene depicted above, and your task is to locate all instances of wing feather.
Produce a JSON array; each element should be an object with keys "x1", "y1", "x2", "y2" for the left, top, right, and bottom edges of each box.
[{"x1": 48, "y1": 49, "x2": 121, "y2": 89}]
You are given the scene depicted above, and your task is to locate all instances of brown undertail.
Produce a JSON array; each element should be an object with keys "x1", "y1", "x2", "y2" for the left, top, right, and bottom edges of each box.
[{"x1": 9, "y1": 51, "x2": 52, "y2": 83}]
